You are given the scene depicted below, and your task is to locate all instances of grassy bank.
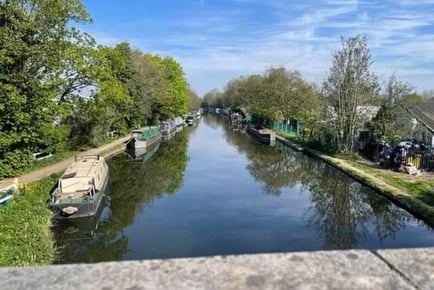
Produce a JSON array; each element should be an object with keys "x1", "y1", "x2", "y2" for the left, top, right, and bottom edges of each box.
[
  {"x1": 0, "y1": 174, "x2": 60, "y2": 266},
  {"x1": 346, "y1": 160, "x2": 434, "y2": 205}
]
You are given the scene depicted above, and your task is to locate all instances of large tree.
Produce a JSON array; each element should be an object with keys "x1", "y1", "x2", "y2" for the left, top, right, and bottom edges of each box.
[
  {"x1": 262, "y1": 66, "x2": 320, "y2": 125},
  {"x1": 322, "y1": 35, "x2": 380, "y2": 153},
  {"x1": 0, "y1": 0, "x2": 93, "y2": 176},
  {"x1": 160, "y1": 56, "x2": 189, "y2": 118},
  {"x1": 66, "y1": 45, "x2": 132, "y2": 148}
]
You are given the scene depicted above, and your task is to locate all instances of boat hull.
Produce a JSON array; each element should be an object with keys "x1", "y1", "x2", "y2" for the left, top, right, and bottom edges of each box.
[
  {"x1": 52, "y1": 196, "x2": 106, "y2": 240},
  {"x1": 48, "y1": 176, "x2": 108, "y2": 219},
  {"x1": 247, "y1": 125, "x2": 276, "y2": 146},
  {"x1": 126, "y1": 133, "x2": 161, "y2": 152},
  {"x1": 127, "y1": 139, "x2": 161, "y2": 162}
]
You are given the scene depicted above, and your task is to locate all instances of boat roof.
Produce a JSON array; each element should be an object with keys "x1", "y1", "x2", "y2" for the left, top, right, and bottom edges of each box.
[
  {"x1": 132, "y1": 126, "x2": 158, "y2": 133},
  {"x1": 62, "y1": 156, "x2": 104, "y2": 179},
  {"x1": 60, "y1": 156, "x2": 105, "y2": 193}
]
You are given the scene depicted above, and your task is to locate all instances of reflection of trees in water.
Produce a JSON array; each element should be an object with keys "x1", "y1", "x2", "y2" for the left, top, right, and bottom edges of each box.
[
  {"x1": 202, "y1": 112, "x2": 221, "y2": 129},
  {"x1": 223, "y1": 124, "x2": 306, "y2": 196},
  {"x1": 306, "y1": 163, "x2": 414, "y2": 249},
  {"x1": 359, "y1": 186, "x2": 414, "y2": 240},
  {"x1": 53, "y1": 130, "x2": 190, "y2": 263},
  {"x1": 108, "y1": 128, "x2": 189, "y2": 230},
  {"x1": 217, "y1": 116, "x2": 420, "y2": 249}
]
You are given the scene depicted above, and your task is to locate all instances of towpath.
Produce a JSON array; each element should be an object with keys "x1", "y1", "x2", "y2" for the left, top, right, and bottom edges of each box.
[{"x1": 19, "y1": 136, "x2": 129, "y2": 184}]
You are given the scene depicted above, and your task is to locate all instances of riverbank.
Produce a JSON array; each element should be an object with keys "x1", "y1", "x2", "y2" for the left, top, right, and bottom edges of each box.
[
  {"x1": 19, "y1": 136, "x2": 129, "y2": 184},
  {"x1": 277, "y1": 135, "x2": 434, "y2": 226},
  {"x1": 0, "y1": 136, "x2": 129, "y2": 266}
]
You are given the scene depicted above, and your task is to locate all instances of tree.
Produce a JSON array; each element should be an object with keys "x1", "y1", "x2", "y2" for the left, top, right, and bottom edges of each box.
[
  {"x1": 129, "y1": 52, "x2": 189, "y2": 124},
  {"x1": 0, "y1": 0, "x2": 92, "y2": 176},
  {"x1": 261, "y1": 66, "x2": 320, "y2": 125},
  {"x1": 322, "y1": 35, "x2": 380, "y2": 153},
  {"x1": 367, "y1": 75, "x2": 425, "y2": 145},
  {"x1": 67, "y1": 45, "x2": 132, "y2": 147},
  {"x1": 130, "y1": 52, "x2": 169, "y2": 124},
  {"x1": 161, "y1": 56, "x2": 189, "y2": 117},
  {"x1": 202, "y1": 89, "x2": 223, "y2": 108},
  {"x1": 221, "y1": 75, "x2": 264, "y2": 113},
  {"x1": 187, "y1": 86, "x2": 201, "y2": 111}
]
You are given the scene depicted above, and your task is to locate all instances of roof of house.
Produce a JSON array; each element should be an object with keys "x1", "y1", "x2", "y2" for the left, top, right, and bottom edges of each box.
[{"x1": 407, "y1": 100, "x2": 434, "y2": 133}]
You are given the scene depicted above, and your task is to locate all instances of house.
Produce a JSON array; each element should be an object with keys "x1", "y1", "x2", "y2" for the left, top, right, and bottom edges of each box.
[{"x1": 406, "y1": 99, "x2": 434, "y2": 148}]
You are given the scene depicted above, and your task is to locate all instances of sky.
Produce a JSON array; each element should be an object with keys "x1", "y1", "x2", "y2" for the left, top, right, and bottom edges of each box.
[{"x1": 79, "y1": 0, "x2": 434, "y2": 97}]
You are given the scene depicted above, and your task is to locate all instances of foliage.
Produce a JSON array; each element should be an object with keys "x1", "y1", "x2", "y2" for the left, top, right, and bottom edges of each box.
[
  {"x1": 188, "y1": 86, "x2": 202, "y2": 111},
  {"x1": 321, "y1": 35, "x2": 380, "y2": 153},
  {"x1": 0, "y1": 0, "x2": 191, "y2": 176},
  {"x1": 262, "y1": 66, "x2": 320, "y2": 125},
  {"x1": 0, "y1": 174, "x2": 59, "y2": 266},
  {"x1": 0, "y1": 0, "x2": 93, "y2": 177},
  {"x1": 215, "y1": 66, "x2": 321, "y2": 130},
  {"x1": 202, "y1": 88, "x2": 224, "y2": 108},
  {"x1": 128, "y1": 52, "x2": 189, "y2": 124},
  {"x1": 160, "y1": 56, "x2": 189, "y2": 117},
  {"x1": 367, "y1": 75, "x2": 426, "y2": 146},
  {"x1": 114, "y1": 43, "x2": 152, "y2": 128}
]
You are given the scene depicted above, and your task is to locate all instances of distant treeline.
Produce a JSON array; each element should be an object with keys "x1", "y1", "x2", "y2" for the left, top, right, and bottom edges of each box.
[{"x1": 202, "y1": 36, "x2": 429, "y2": 155}]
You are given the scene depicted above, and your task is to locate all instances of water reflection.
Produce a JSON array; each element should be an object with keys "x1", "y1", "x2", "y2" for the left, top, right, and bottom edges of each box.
[
  {"x1": 306, "y1": 162, "x2": 415, "y2": 248},
  {"x1": 219, "y1": 116, "x2": 432, "y2": 248}
]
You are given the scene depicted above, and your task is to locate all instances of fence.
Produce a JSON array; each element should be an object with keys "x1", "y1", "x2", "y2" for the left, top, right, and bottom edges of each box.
[
  {"x1": 405, "y1": 148, "x2": 434, "y2": 171},
  {"x1": 267, "y1": 120, "x2": 298, "y2": 136}
]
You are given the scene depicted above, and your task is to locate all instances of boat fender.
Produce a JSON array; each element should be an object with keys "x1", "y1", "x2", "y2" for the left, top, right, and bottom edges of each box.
[
  {"x1": 62, "y1": 206, "x2": 78, "y2": 215},
  {"x1": 55, "y1": 189, "x2": 62, "y2": 199}
]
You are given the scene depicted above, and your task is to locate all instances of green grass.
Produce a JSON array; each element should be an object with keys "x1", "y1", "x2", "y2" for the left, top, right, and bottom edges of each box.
[
  {"x1": 0, "y1": 136, "x2": 128, "y2": 266},
  {"x1": 345, "y1": 159, "x2": 434, "y2": 206},
  {"x1": 0, "y1": 174, "x2": 60, "y2": 266},
  {"x1": 372, "y1": 172, "x2": 434, "y2": 205}
]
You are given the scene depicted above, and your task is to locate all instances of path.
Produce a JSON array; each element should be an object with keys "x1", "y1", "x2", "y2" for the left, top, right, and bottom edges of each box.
[{"x1": 20, "y1": 136, "x2": 130, "y2": 184}]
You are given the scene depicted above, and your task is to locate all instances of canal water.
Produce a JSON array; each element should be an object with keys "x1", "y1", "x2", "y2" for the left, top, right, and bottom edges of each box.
[{"x1": 52, "y1": 114, "x2": 434, "y2": 264}]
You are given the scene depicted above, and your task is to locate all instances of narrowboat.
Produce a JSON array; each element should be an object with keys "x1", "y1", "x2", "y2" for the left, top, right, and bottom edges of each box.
[{"x1": 48, "y1": 155, "x2": 109, "y2": 219}]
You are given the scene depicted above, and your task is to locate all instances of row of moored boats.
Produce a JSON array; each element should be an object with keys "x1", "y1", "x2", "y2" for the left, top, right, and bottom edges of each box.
[{"x1": 46, "y1": 112, "x2": 201, "y2": 220}]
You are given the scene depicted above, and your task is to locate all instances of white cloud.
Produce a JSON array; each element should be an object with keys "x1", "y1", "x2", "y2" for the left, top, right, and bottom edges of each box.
[{"x1": 83, "y1": 0, "x2": 434, "y2": 96}]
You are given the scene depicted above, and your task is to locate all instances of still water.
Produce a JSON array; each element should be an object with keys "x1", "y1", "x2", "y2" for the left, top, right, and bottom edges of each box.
[{"x1": 52, "y1": 114, "x2": 434, "y2": 263}]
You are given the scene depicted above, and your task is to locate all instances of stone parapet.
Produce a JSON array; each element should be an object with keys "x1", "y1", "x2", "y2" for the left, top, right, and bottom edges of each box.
[{"x1": 2, "y1": 248, "x2": 433, "y2": 290}]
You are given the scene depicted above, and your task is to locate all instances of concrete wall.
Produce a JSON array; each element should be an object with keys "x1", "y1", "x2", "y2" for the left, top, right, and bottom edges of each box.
[{"x1": 1, "y1": 248, "x2": 433, "y2": 289}]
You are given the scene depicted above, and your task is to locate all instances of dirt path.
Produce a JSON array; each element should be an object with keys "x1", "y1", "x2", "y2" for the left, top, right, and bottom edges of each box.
[{"x1": 20, "y1": 136, "x2": 130, "y2": 184}]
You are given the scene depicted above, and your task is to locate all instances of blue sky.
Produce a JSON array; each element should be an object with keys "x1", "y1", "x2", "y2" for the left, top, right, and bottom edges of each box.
[{"x1": 80, "y1": 0, "x2": 434, "y2": 96}]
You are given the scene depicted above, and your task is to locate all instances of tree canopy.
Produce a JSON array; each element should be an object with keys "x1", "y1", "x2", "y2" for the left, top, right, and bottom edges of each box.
[
  {"x1": 321, "y1": 35, "x2": 380, "y2": 153},
  {"x1": 0, "y1": 0, "x2": 192, "y2": 177}
]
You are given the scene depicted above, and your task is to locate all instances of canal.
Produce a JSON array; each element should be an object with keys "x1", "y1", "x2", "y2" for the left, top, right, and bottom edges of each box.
[{"x1": 52, "y1": 114, "x2": 434, "y2": 264}]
